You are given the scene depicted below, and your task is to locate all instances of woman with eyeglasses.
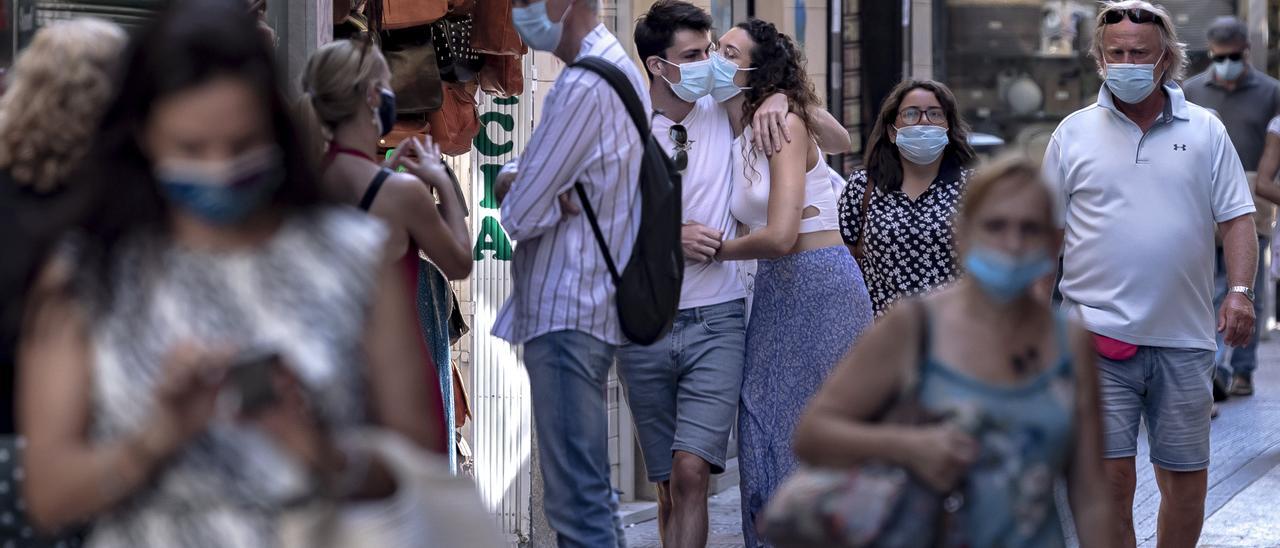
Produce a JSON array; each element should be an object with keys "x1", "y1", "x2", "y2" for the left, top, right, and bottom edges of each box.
[
  {"x1": 837, "y1": 79, "x2": 978, "y2": 317},
  {"x1": 708, "y1": 19, "x2": 873, "y2": 546},
  {"x1": 796, "y1": 156, "x2": 1115, "y2": 548}
]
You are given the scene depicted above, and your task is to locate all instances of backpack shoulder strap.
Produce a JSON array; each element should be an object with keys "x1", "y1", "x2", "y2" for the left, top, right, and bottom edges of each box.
[{"x1": 570, "y1": 56, "x2": 649, "y2": 141}]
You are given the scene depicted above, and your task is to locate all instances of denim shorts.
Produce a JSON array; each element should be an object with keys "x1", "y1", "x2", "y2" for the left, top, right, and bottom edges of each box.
[
  {"x1": 616, "y1": 299, "x2": 747, "y2": 482},
  {"x1": 1097, "y1": 346, "x2": 1214, "y2": 472}
]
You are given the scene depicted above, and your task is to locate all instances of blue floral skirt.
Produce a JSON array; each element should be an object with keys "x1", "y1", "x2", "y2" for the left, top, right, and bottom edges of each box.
[{"x1": 737, "y1": 246, "x2": 873, "y2": 547}]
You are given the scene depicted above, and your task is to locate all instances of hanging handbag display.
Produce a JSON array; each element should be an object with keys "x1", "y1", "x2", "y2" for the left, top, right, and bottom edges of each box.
[
  {"x1": 381, "y1": 26, "x2": 443, "y2": 114},
  {"x1": 477, "y1": 53, "x2": 523, "y2": 98},
  {"x1": 433, "y1": 13, "x2": 483, "y2": 83},
  {"x1": 381, "y1": 0, "x2": 445, "y2": 30},
  {"x1": 427, "y1": 80, "x2": 480, "y2": 156},
  {"x1": 471, "y1": 0, "x2": 526, "y2": 56},
  {"x1": 760, "y1": 302, "x2": 968, "y2": 548}
]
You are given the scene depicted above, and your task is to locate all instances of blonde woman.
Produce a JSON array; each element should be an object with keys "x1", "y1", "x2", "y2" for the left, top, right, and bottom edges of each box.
[{"x1": 0, "y1": 17, "x2": 125, "y2": 544}]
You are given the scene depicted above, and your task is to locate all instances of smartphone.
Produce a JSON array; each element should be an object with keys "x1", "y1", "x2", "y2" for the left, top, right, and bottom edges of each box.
[{"x1": 224, "y1": 350, "x2": 281, "y2": 416}]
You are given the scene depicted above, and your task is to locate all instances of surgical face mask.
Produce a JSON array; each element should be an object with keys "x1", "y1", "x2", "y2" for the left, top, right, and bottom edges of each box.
[
  {"x1": 512, "y1": 0, "x2": 571, "y2": 52},
  {"x1": 1213, "y1": 58, "x2": 1245, "y2": 81},
  {"x1": 893, "y1": 124, "x2": 949, "y2": 165},
  {"x1": 155, "y1": 146, "x2": 285, "y2": 225},
  {"x1": 1104, "y1": 51, "x2": 1165, "y2": 104},
  {"x1": 376, "y1": 88, "x2": 396, "y2": 137},
  {"x1": 658, "y1": 57, "x2": 713, "y2": 103},
  {"x1": 709, "y1": 52, "x2": 755, "y2": 103},
  {"x1": 963, "y1": 247, "x2": 1053, "y2": 304}
]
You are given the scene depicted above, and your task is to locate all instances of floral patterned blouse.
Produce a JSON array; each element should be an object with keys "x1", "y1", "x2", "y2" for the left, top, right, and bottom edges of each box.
[{"x1": 837, "y1": 161, "x2": 973, "y2": 316}]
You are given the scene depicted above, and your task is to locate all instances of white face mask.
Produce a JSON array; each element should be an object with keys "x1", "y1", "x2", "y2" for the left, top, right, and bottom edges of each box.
[
  {"x1": 709, "y1": 52, "x2": 755, "y2": 103},
  {"x1": 1104, "y1": 50, "x2": 1165, "y2": 104},
  {"x1": 512, "y1": 0, "x2": 572, "y2": 52},
  {"x1": 1213, "y1": 58, "x2": 1246, "y2": 81},
  {"x1": 658, "y1": 57, "x2": 714, "y2": 103}
]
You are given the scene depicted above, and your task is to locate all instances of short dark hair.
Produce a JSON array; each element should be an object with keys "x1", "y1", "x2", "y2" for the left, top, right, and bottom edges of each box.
[
  {"x1": 634, "y1": 0, "x2": 712, "y2": 62},
  {"x1": 1207, "y1": 16, "x2": 1248, "y2": 46}
]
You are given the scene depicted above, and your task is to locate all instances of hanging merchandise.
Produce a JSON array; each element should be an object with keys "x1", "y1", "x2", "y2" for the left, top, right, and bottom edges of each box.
[
  {"x1": 478, "y1": 53, "x2": 523, "y2": 98},
  {"x1": 382, "y1": 26, "x2": 444, "y2": 113},
  {"x1": 382, "y1": 0, "x2": 446, "y2": 30},
  {"x1": 381, "y1": 117, "x2": 429, "y2": 151},
  {"x1": 471, "y1": 0, "x2": 527, "y2": 56},
  {"x1": 433, "y1": 13, "x2": 484, "y2": 83},
  {"x1": 427, "y1": 80, "x2": 481, "y2": 156}
]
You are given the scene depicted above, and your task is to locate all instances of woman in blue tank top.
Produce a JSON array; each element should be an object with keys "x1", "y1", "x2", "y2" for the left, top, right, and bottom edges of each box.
[{"x1": 794, "y1": 155, "x2": 1116, "y2": 547}]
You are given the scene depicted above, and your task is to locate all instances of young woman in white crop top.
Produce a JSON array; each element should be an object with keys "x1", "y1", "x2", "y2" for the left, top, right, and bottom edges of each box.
[{"x1": 705, "y1": 19, "x2": 874, "y2": 547}]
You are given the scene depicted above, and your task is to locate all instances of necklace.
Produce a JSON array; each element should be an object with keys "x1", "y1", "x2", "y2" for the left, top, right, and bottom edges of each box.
[{"x1": 1010, "y1": 346, "x2": 1040, "y2": 376}]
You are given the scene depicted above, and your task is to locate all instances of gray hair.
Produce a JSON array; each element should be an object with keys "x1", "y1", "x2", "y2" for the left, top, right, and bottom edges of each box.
[
  {"x1": 1206, "y1": 16, "x2": 1249, "y2": 46},
  {"x1": 1091, "y1": 0, "x2": 1188, "y2": 83}
]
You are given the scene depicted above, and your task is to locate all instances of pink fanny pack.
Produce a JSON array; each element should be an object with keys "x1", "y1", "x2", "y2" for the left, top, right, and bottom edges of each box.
[{"x1": 1092, "y1": 333, "x2": 1139, "y2": 361}]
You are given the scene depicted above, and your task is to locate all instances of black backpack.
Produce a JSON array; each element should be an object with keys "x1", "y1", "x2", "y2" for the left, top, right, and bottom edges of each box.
[{"x1": 570, "y1": 56, "x2": 683, "y2": 346}]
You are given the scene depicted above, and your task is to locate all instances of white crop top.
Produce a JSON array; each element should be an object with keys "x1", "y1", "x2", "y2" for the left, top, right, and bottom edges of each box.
[{"x1": 728, "y1": 128, "x2": 841, "y2": 233}]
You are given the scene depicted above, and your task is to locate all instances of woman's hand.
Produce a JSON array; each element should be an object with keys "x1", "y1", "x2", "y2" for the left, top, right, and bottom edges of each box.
[
  {"x1": 389, "y1": 135, "x2": 449, "y2": 191},
  {"x1": 247, "y1": 364, "x2": 342, "y2": 475},
  {"x1": 138, "y1": 344, "x2": 233, "y2": 461},
  {"x1": 752, "y1": 93, "x2": 794, "y2": 155},
  {"x1": 904, "y1": 425, "x2": 979, "y2": 493}
]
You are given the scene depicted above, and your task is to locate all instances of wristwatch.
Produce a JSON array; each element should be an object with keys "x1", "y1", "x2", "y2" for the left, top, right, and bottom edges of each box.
[{"x1": 1229, "y1": 286, "x2": 1256, "y2": 302}]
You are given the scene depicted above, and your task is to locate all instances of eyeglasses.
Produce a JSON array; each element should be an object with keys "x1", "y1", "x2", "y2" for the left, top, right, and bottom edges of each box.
[
  {"x1": 1211, "y1": 52, "x2": 1245, "y2": 62},
  {"x1": 899, "y1": 107, "x2": 947, "y2": 126},
  {"x1": 669, "y1": 124, "x2": 692, "y2": 171},
  {"x1": 1102, "y1": 8, "x2": 1159, "y2": 26}
]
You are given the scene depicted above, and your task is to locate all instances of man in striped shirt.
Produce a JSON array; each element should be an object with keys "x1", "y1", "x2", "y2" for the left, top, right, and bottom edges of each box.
[{"x1": 494, "y1": 1, "x2": 648, "y2": 546}]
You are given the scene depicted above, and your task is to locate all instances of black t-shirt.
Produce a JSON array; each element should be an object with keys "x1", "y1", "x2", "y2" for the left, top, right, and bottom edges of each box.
[{"x1": 0, "y1": 171, "x2": 87, "y2": 434}]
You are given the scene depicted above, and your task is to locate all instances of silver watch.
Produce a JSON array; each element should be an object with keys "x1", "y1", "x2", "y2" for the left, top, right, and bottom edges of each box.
[{"x1": 1229, "y1": 285, "x2": 1256, "y2": 302}]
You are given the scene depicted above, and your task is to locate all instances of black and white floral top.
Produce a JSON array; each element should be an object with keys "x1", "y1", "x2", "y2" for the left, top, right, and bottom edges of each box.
[{"x1": 837, "y1": 161, "x2": 973, "y2": 316}]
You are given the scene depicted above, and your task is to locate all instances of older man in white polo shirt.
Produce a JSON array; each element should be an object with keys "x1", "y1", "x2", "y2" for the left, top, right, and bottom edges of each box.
[{"x1": 1041, "y1": 2, "x2": 1257, "y2": 547}]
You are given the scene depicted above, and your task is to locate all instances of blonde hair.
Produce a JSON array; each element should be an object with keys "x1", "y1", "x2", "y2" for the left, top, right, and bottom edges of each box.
[
  {"x1": 0, "y1": 18, "x2": 126, "y2": 191},
  {"x1": 1091, "y1": 1, "x2": 1188, "y2": 84},
  {"x1": 298, "y1": 39, "x2": 387, "y2": 159},
  {"x1": 958, "y1": 153, "x2": 1057, "y2": 232}
]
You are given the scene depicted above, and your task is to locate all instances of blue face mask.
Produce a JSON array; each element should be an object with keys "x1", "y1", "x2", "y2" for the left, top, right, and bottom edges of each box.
[
  {"x1": 893, "y1": 124, "x2": 949, "y2": 165},
  {"x1": 377, "y1": 88, "x2": 396, "y2": 137},
  {"x1": 963, "y1": 247, "x2": 1053, "y2": 304},
  {"x1": 709, "y1": 52, "x2": 754, "y2": 103},
  {"x1": 1105, "y1": 51, "x2": 1164, "y2": 104},
  {"x1": 658, "y1": 57, "x2": 713, "y2": 103},
  {"x1": 1213, "y1": 59, "x2": 1245, "y2": 81},
  {"x1": 156, "y1": 147, "x2": 285, "y2": 225},
  {"x1": 512, "y1": 0, "x2": 571, "y2": 52}
]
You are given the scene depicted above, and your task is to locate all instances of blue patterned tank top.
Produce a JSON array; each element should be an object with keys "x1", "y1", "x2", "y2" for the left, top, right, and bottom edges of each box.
[{"x1": 918, "y1": 309, "x2": 1076, "y2": 548}]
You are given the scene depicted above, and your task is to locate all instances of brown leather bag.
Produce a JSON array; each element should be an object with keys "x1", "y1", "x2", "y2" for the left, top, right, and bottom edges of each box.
[
  {"x1": 383, "y1": 0, "x2": 446, "y2": 30},
  {"x1": 478, "y1": 53, "x2": 523, "y2": 98},
  {"x1": 383, "y1": 27, "x2": 443, "y2": 113},
  {"x1": 471, "y1": 0, "x2": 526, "y2": 55},
  {"x1": 427, "y1": 81, "x2": 480, "y2": 156}
]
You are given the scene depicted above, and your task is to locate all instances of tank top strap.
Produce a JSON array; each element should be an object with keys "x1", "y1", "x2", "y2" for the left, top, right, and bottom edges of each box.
[{"x1": 359, "y1": 168, "x2": 393, "y2": 211}]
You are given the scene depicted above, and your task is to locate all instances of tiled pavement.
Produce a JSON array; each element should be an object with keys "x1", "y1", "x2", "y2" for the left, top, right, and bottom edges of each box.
[{"x1": 624, "y1": 336, "x2": 1280, "y2": 547}]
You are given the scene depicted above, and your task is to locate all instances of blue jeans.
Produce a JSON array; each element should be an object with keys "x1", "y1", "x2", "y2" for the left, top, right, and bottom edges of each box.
[
  {"x1": 524, "y1": 330, "x2": 627, "y2": 548},
  {"x1": 1213, "y1": 236, "x2": 1268, "y2": 378}
]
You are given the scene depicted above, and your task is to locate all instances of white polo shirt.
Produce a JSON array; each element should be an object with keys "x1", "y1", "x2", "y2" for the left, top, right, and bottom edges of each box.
[{"x1": 1042, "y1": 83, "x2": 1255, "y2": 351}]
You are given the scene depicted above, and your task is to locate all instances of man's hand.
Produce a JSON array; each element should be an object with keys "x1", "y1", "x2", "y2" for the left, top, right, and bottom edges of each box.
[
  {"x1": 558, "y1": 191, "x2": 580, "y2": 216},
  {"x1": 682, "y1": 222, "x2": 722, "y2": 262},
  {"x1": 494, "y1": 170, "x2": 516, "y2": 205},
  {"x1": 1219, "y1": 292, "x2": 1256, "y2": 347},
  {"x1": 752, "y1": 93, "x2": 793, "y2": 155}
]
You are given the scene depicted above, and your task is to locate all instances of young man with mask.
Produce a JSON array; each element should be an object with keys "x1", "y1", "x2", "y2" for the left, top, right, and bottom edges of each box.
[
  {"x1": 1182, "y1": 16, "x2": 1280, "y2": 399},
  {"x1": 493, "y1": 0, "x2": 648, "y2": 546},
  {"x1": 617, "y1": 3, "x2": 850, "y2": 547},
  {"x1": 1041, "y1": 2, "x2": 1256, "y2": 546}
]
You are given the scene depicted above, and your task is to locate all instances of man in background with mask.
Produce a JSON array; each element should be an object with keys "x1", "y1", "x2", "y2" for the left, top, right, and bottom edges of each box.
[
  {"x1": 1183, "y1": 16, "x2": 1280, "y2": 400},
  {"x1": 492, "y1": 0, "x2": 646, "y2": 546},
  {"x1": 1041, "y1": 2, "x2": 1256, "y2": 546},
  {"x1": 618, "y1": 3, "x2": 850, "y2": 546}
]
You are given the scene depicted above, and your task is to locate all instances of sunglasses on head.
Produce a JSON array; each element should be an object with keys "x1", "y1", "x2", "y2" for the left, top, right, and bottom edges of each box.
[
  {"x1": 1102, "y1": 8, "x2": 1159, "y2": 26},
  {"x1": 1211, "y1": 52, "x2": 1245, "y2": 62}
]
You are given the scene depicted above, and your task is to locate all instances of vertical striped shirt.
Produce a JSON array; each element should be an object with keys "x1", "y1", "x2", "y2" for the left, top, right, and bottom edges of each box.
[{"x1": 492, "y1": 25, "x2": 649, "y2": 346}]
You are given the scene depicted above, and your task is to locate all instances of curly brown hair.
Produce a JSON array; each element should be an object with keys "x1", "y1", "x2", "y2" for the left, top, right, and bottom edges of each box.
[
  {"x1": 735, "y1": 19, "x2": 820, "y2": 136},
  {"x1": 0, "y1": 19, "x2": 126, "y2": 192}
]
